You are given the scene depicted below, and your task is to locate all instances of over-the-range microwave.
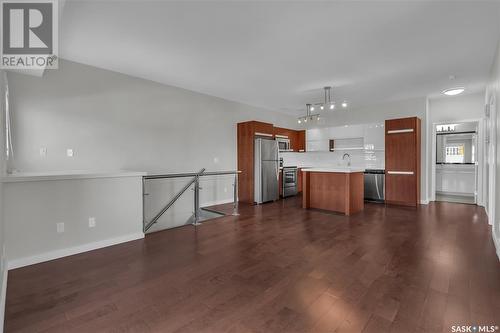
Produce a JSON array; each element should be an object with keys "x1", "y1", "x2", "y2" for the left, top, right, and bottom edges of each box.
[{"x1": 276, "y1": 135, "x2": 292, "y2": 152}]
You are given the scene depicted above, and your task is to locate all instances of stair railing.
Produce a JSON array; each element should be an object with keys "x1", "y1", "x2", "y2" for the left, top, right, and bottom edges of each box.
[{"x1": 143, "y1": 169, "x2": 240, "y2": 232}]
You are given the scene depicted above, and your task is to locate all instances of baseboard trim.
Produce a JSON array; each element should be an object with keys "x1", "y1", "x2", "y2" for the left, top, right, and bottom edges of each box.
[
  {"x1": 0, "y1": 265, "x2": 7, "y2": 333},
  {"x1": 7, "y1": 232, "x2": 144, "y2": 270},
  {"x1": 493, "y1": 229, "x2": 500, "y2": 262}
]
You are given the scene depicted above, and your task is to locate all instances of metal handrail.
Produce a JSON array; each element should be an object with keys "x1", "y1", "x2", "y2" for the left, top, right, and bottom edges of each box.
[
  {"x1": 144, "y1": 170, "x2": 241, "y2": 180},
  {"x1": 143, "y1": 169, "x2": 240, "y2": 232}
]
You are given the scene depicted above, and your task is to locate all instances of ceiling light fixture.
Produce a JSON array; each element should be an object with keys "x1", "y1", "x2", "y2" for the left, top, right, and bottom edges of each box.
[
  {"x1": 442, "y1": 87, "x2": 465, "y2": 96},
  {"x1": 297, "y1": 87, "x2": 347, "y2": 124}
]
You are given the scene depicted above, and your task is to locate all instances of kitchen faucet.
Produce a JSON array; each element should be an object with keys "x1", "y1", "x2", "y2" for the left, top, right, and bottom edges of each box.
[{"x1": 342, "y1": 153, "x2": 351, "y2": 167}]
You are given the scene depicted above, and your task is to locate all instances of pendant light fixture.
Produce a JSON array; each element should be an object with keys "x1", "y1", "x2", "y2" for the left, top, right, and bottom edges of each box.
[{"x1": 297, "y1": 86, "x2": 348, "y2": 124}]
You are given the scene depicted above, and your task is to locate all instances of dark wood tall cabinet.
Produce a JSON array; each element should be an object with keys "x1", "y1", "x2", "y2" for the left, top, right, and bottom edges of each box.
[
  {"x1": 237, "y1": 121, "x2": 274, "y2": 204},
  {"x1": 385, "y1": 117, "x2": 421, "y2": 207}
]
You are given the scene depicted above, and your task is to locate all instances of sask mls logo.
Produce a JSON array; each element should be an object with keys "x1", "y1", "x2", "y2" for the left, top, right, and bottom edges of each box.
[{"x1": 1, "y1": 0, "x2": 58, "y2": 69}]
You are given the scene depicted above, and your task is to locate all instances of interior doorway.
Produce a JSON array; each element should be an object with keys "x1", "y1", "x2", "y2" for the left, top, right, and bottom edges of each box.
[{"x1": 434, "y1": 121, "x2": 479, "y2": 205}]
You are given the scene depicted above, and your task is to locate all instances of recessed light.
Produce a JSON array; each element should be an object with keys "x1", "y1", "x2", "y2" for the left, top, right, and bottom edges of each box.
[
  {"x1": 298, "y1": 119, "x2": 302, "y2": 124},
  {"x1": 310, "y1": 106, "x2": 315, "y2": 111},
  {"x1": 341, "y1": 101, "x2": 348, "y2": 108},
  {"x1": 442, "y1": 87, "x2": 465, "y2": 96},
  {"x1": 320, "y1": 105, "x2": 324, "y2": 110},
  {"x1": 329, "y1": 103, "x2": 335, "y2": 110}
]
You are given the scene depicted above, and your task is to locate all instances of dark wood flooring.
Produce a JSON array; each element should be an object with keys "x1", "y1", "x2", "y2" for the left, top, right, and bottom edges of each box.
[{"x1": 5, "y1": 197, "x2": 500, "y2": 332}]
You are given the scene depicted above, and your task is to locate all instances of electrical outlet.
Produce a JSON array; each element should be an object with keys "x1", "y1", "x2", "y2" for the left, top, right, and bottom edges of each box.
[
  {"x1": 66, "y1": 149, "x2": 74, "y2": 157},
  {"x1": 56, "y1": 222, "x2": 65, "y2": 233},
  {"x1": 88, "y1": 217, "x2": 96, "y2": 228},
  {"x1": 40, "y1": 147, "x2": 47, "y2": 157},
  {"x1": 224, "y1": 187, "x2": 228, "y2": 193}
]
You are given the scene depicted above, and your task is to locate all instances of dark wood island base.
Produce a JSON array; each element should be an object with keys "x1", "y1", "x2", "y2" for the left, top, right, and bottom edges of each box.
[{"x1": 302, "y1": 169, "x2": 364, "y2": 216}]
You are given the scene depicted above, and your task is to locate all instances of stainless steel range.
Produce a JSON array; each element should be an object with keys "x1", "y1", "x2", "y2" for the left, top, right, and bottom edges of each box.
[{"x1": 282, "y1": 166, "x2": 298, "y2": 197}]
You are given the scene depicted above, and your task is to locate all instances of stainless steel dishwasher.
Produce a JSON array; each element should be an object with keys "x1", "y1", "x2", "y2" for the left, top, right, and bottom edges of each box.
[{"x1": 364, "y1": 169, "x2": 385, "y2": 202}]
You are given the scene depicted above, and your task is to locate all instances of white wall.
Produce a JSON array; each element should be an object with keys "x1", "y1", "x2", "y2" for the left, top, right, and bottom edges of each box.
[
  {"x1": 297, "y1": 97, "x2": 428, "y2": 203},
  {"x1": 7, "y1": 59, "x2": 296, "y2": 174},
  {"x1": 6, "y1": 59, "x2": 297, "y2": 233},
  {"x1": 4, "y1": 175, "x2": 144, "y2": 268},
  {"x1": 0, "y1": 71, "x2": 7, "y2": 331},
  {"x1": 486, "y1": 38, "x2": 500, "y2": 259},
  {"x1": 429, "y1": 92, "x2": 485, "y2": 124}
]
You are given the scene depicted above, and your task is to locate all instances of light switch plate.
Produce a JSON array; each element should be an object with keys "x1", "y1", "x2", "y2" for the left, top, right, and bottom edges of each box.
[
  {"x1": 66, "y1": 149, "x2": 74, "y2": 157},
  {"x1": 88, "y1": 217, "x2": 96, "y2": 228},
  {"x1": 56, "y1": 222, "x2": 64, "y2": 233},
  {"x1": 40, "y1": 147, "x2": 47, "y2": 157}
]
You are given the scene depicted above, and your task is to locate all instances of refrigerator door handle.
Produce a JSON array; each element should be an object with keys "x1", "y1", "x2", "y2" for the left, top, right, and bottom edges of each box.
[{"x1": 276, "y1": 141, "x2": 279, "y2": 181}]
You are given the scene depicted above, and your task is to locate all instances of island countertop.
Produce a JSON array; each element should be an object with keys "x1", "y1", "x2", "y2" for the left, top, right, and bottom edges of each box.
[{"x1": 302, "y1": 167, "x2": 365, "y2": 173}]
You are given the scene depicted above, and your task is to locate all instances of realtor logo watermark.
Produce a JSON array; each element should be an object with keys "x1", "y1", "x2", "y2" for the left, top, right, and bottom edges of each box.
[
  {"x1": 451, "y1": 325, "x2": 499, "y2": 332},
  {"x1": 1, "y1": 0, "x2": 58, "y2": 69}
]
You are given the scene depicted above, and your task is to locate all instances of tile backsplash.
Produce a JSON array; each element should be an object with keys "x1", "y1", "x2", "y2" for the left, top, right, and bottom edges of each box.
[{"x1": 280, "y1": 150, "x2": 385, "y2": 170}]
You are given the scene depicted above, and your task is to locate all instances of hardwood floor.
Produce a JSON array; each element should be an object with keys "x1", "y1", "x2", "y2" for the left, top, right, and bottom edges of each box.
[{"x1": 5, "y1": 197, "x2": 500, "y2": 332}]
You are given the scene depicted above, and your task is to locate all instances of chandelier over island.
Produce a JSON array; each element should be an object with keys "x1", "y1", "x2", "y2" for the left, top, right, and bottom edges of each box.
[{"x1": 298, "y1": 86, "x2": 348, "y2": 124}]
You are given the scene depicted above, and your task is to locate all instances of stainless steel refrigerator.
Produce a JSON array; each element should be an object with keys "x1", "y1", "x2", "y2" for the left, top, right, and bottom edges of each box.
[{"x1": 254, "y1": 137, "x2": 279, "y2": 204}]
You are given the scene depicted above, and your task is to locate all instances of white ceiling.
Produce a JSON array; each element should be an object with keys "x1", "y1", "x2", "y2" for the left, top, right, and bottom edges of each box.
[{"x1": 60, "y1": 1, "x2": 500, "y2": 115}]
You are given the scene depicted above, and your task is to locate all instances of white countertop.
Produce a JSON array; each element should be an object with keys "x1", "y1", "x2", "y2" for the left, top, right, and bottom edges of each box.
[
  {"x1": 301, "y1": 167, "x2": 365, "y2": 173},
  {"x1": 2, "y1": 170, "x2": 147, "y2": 183}
]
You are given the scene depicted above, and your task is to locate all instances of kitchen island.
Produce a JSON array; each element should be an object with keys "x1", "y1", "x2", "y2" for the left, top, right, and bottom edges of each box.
[{"x1": 302, "y1": 168, "x2": 364, "y2": 216}]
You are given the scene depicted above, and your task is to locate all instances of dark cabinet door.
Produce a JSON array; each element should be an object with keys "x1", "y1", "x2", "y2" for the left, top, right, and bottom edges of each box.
[
  {"x1": 297, "y1": 130, "x2": 306, "y2": 152},
  {"x1": 385, "y1": 117, "x2": 420, "y2": 207},
  {"x1": 385, "y1": 173, "x2": 417, "y2": 206},
  {"x1": 385, "y1": 131, "x2": 416, "y2": 172}
]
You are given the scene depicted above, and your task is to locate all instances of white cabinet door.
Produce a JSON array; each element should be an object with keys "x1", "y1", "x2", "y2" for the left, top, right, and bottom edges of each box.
[
  {"x1": 306, "y1": 140, "x2": 329, "y2": 152},
  {"x1": 307, "y1": 127, "x2": 330, "y2": 141},
  {"x1": 363, "y1": 123, "x2": 385, "y2": 150},
  {"x1": 306, "y1": 128, "x2": 330, "y2": 152},
  {"x1": 329, "y1": 124, "x2": 363, "y2": 139}
]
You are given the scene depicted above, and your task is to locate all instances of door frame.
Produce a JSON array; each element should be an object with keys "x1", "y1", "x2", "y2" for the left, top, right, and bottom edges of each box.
[
  {"x1": 430, "y1": 118, "x2": 484, "y2": 205},
  {"x1": 488, "y1": 93, "x2": 497, "y2": 227}
]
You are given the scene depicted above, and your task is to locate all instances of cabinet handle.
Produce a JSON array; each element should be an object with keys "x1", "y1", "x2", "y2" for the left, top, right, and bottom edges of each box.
[
  {"x1": 387, "y1": 129, "x2": 414, "y2": 134},
  {"x1": 387, "y1": 171, "x2": 414, "y2": 175},
  {"x1": 255, "y1": 132, "x2": 273, "y2": 137}
]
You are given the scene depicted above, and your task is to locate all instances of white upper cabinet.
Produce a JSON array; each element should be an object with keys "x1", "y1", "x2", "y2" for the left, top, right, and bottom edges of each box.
[
  {"x1": 306, "y1": 127, "x2": 330, "y2": 151},
  {"x1": 328, "y1": 124, "x2": 364, "y2": 139},
  {"x1": 306, "y1": 139, "x2": 329, "y2": 152},
  {"x1": 306, "y1": 122, "x2": 384, "y2": 152},
  {"x1": 307, "y1": 127, "x2": 329, "y2": 141},
  {"x1": 363, "y1": 123, "x2": 385, "y2": 151}
]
